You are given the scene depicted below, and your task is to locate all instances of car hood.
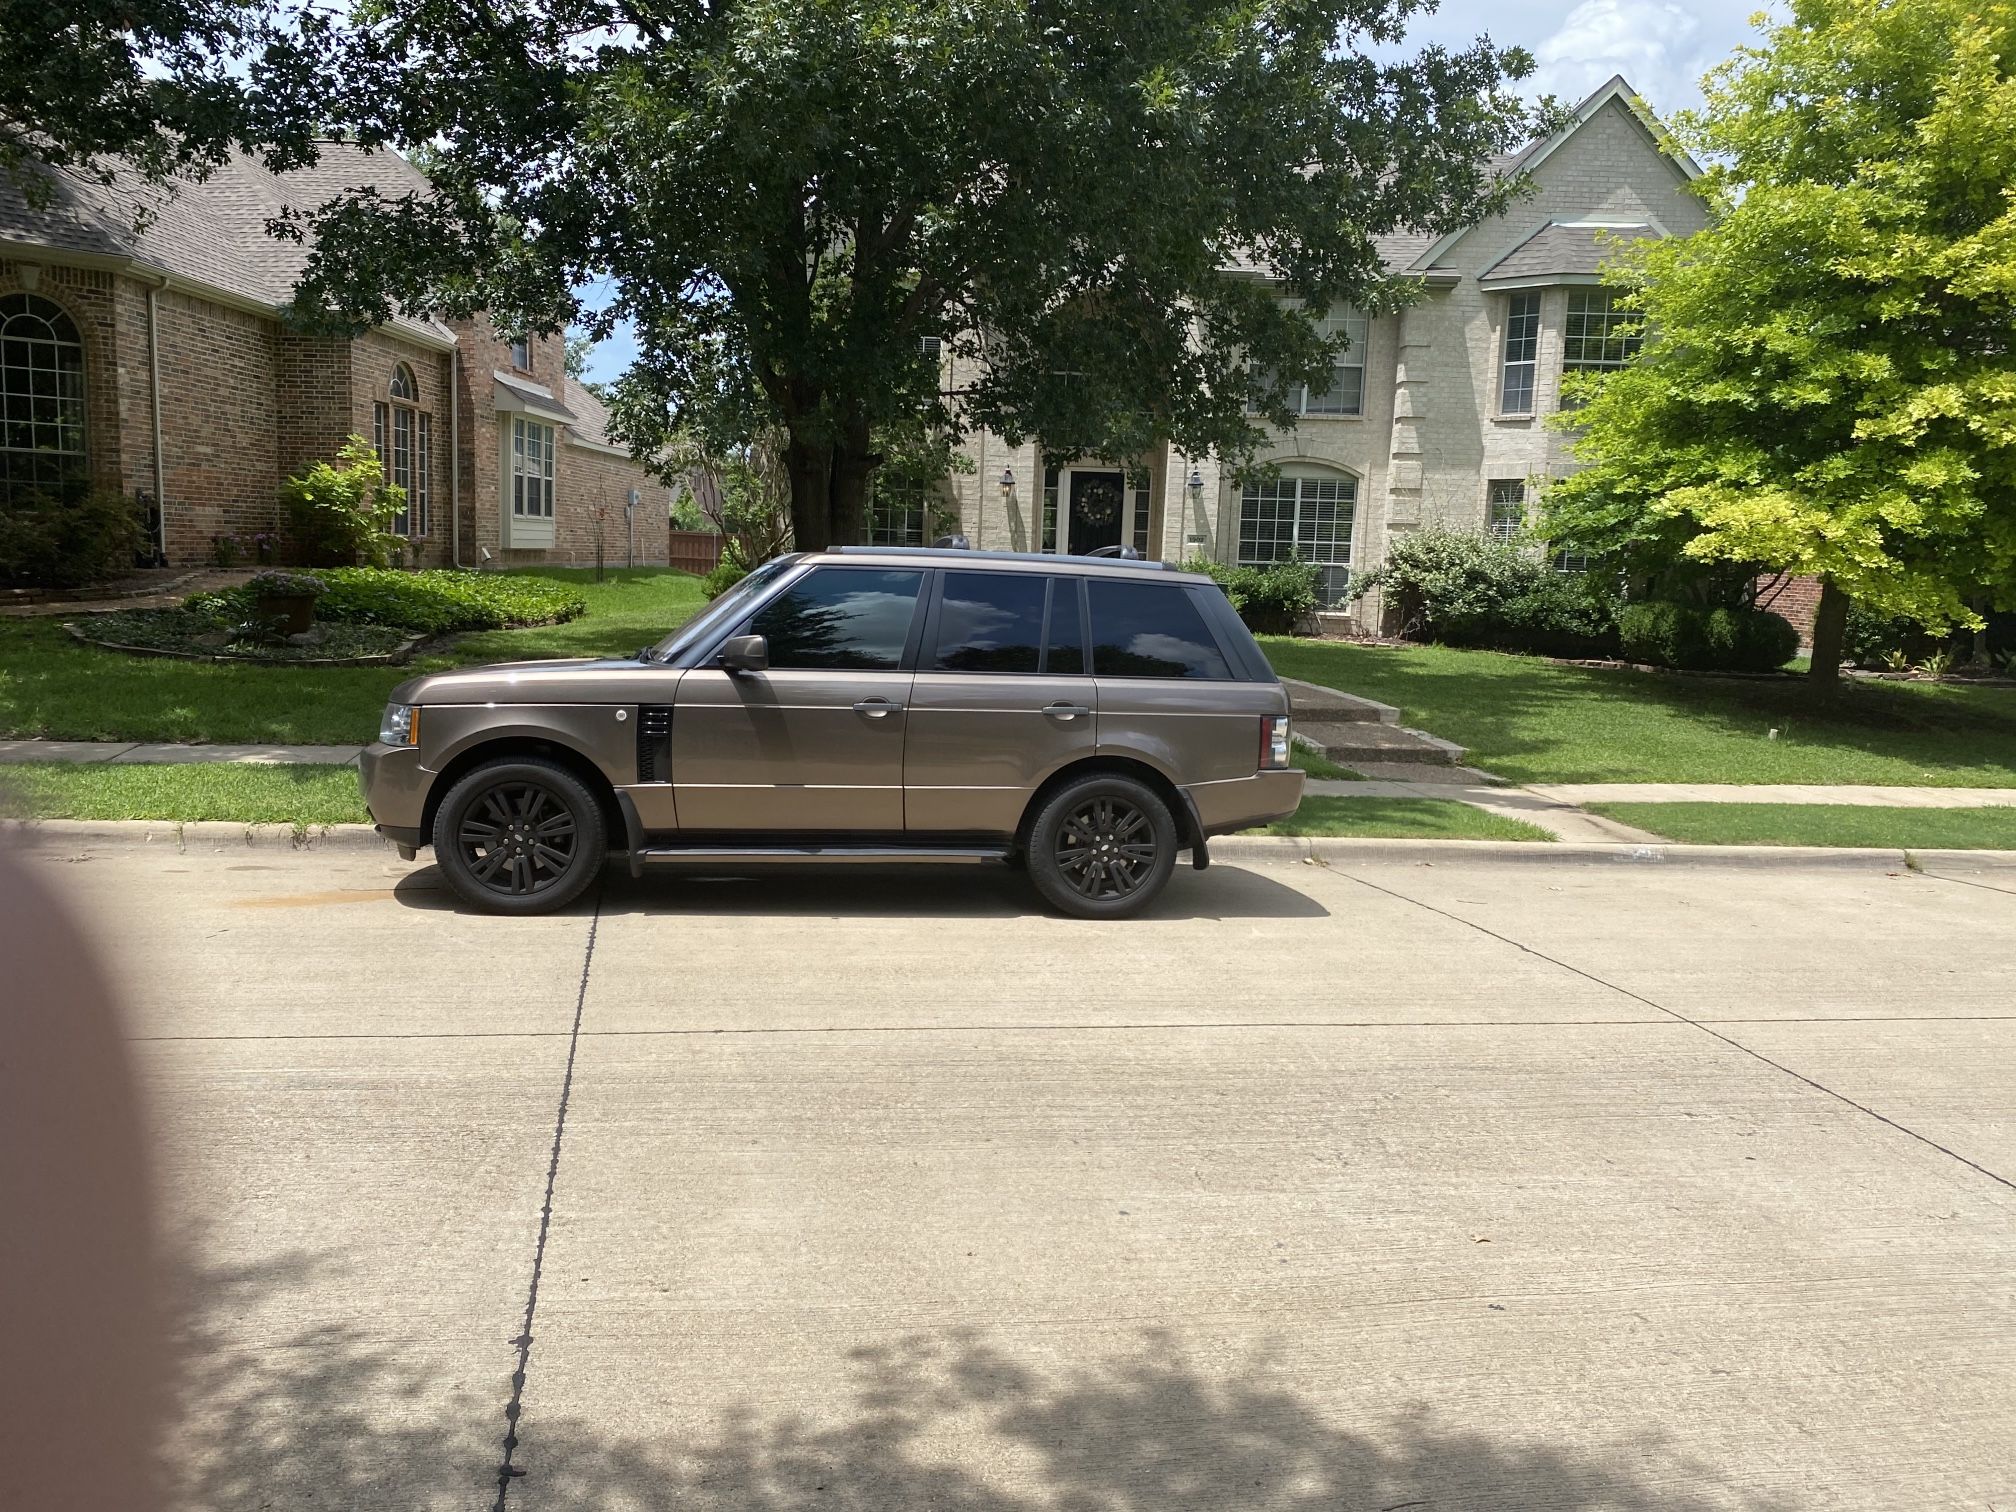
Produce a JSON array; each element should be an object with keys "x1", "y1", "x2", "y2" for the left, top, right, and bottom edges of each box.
[{"x1": 388, "y1": 657, "x2": 667, "y2": 705}]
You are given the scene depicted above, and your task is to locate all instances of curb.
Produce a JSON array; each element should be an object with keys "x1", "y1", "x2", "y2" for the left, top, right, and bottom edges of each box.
[
  {"x1": 2, "y1": 819, "x2": 393, "y2": 852},
  {"x1": 9, "y1": 821, "x2": 2012, "y2": 873}
]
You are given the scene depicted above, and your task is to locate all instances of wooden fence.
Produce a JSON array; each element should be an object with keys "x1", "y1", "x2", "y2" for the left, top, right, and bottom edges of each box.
[{"x1": 667, "y1": 529, "x2": 724, "y2": 576}]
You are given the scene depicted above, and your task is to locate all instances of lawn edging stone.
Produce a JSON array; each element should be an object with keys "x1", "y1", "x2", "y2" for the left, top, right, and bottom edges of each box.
[{"x1": 2, "y1": 818, "x2": 392, "y2": 851}]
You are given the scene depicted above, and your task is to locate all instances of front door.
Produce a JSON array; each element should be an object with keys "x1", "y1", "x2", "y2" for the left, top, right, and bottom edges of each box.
[
  {"x1": 1067, "y1": 470, "x2": 1126, "y2": 556},
  {"x1": 671, "y1": 566, "x2": 926, "y2": 832}
]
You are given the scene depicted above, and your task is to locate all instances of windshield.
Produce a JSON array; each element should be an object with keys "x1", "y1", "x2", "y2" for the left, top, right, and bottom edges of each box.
[{"x1": 648, "y1": 554, "x2": 800, "y2": 662}]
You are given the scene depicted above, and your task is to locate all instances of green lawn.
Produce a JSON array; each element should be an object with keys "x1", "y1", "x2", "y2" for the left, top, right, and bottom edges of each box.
[
  {"x1": 1265, "y1": 638, "x2": 2016, "y2": 787},
  {"x1": 0, "y1": 568, "x2": 708, "y2": 744},
  {"x1": 1252, "y1": 795, "x2": 1553, "y2": 841},
  {"x1": 0, "y1": 762, "x2": 370, "y2": 825},
  {"x1": 1589, "y1": 801, "x2": 2016, "y2": 849}
]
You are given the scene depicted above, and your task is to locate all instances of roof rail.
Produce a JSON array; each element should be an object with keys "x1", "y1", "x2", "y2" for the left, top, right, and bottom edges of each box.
[{"x1": 825, "y1": 545, "x2": 1179, "y2": 570}]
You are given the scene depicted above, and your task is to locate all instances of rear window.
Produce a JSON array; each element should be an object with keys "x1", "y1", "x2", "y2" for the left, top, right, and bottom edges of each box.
[
  {"x1": 1087, "y1": 580, "x2": 1233, "y2": 680},
  {"x1": 933, "y1": 572, "x2": 1047, "y2": 672}
]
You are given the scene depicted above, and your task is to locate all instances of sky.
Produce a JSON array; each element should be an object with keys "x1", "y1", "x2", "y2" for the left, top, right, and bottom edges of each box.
[{"x1": 576, "y1": 0, "x2": 1771, "y2": 385}]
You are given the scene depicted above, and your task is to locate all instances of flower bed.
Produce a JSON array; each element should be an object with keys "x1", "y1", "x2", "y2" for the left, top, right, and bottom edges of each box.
[
  {"x1": 188, "y1": 568, "x2": 587, "y2": 635},
  {"x1": 68, "y1": 608, "x2": 420, "y2": 665}
]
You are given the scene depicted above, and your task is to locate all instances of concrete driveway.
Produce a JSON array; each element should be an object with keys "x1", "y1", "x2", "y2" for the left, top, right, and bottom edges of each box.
[{"x1": 21, "y1": 838, "x2": 2016, "y2": 1511}]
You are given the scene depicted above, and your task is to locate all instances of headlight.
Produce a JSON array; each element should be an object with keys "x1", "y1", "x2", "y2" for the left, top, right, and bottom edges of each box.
[{"x1": 380, "y1": 703, "x2": 420, "y2": 747}]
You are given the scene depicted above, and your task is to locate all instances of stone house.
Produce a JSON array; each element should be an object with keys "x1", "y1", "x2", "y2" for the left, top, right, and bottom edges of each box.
[
  {"x1": 0, "y1": 144, "x2": 671, "y2": 573},
  {"x1": 903, "y1": 77, "x2": 1705, "y2": 628}
]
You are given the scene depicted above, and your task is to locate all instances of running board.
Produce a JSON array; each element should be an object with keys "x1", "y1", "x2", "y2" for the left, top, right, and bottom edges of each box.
[{"x1": 631, "y1": 843, "x2": 1013, "y2": 870}]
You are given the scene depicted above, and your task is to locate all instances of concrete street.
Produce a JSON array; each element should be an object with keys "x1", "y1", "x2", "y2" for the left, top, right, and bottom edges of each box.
[{"x1": 21, "y1": 837, "x2": 2016, "y2": 1510}]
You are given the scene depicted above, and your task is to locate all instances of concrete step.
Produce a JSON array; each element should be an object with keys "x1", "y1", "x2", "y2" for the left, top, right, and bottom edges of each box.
[
  {"x1": 1282, "y1": 678, "x2": 1396, "y2": 725},
  {"x1": 1297, "y1": 719, "x2": 1466, "y2": 767}
]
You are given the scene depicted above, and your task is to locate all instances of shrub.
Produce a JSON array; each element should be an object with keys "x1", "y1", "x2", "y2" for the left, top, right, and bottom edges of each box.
[
  {"x1": 1843, "y1": 605, "x2": 1941, "y2": 669},
  {"x1": 702, "y1": 558, "x2": 749, "y2": 600},
  {"x1": 1180, "y1": 555, "x2": 1322, "y2": 634},
  {"x1": 1617, "y1": 600, "x2": 1798, "y2": 672},
  {"x1": 191, "y1": 568, "x2": 585, "y2": 635},
  {"x1": 0, "y1": 486, "x2": 142, "y2": 588},
  {"x1": 281, "y1": 436, "x2": 405, "y2": 567},
  {"x1": 1347, "y1": 527, "x2": 1621, "y2": 655}
]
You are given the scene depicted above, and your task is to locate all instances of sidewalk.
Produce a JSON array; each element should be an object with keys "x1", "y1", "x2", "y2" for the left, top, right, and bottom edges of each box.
[{"x1": 0, "y1": 740, "x2": 363, "y2": 765}]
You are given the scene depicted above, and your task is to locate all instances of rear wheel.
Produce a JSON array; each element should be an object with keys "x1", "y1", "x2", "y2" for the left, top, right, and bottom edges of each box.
[
  {"x1": 432, "y1": 757, "x2": 607, "y2": 914},
  {"x1": 1025, "y1": 774, "x2": 1178, "y2": 919}
]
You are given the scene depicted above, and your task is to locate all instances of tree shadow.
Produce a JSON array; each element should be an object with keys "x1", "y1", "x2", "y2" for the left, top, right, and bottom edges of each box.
[{"x1": 165, "y1": 1254, "x2": 1783, "y2": 1512}]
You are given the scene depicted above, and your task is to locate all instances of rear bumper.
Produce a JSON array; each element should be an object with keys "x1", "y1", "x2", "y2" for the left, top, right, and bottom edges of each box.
[
  {"x1": 358, "y1": 741, "x2": 430, "y2": 848},
  {"x1": 1183, "y1": 768, "x2": 1306, "y2": 836}
]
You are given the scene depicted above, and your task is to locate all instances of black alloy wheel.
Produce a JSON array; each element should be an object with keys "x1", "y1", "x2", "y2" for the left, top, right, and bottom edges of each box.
[
  {"x1": 1026, "y1": 773, "x2": 1178, "y2": 919},
  {"x1": 433, "y1": 757, "x2": 607, "y2": 914}
]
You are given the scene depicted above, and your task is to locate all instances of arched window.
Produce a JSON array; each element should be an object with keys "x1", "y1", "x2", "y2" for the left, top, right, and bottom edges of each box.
[
  {"x1": 1237, "y1": 463, "x2": 1357, "y2": 606},
  {"x1": 0, "y1": 293, "x2": 87, "y2": 500},
  {"x1": 372, "y1": 362, "x2": 431, "y2": 537}
]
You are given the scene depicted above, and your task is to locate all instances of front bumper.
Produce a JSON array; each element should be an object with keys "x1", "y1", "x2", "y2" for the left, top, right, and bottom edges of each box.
[
  {"x1": 1183, "y1": 768, "x2": 1307, "y2": 837},
  {"x1": 359, "y1": 740, "x2": 430, "y2": 853}
]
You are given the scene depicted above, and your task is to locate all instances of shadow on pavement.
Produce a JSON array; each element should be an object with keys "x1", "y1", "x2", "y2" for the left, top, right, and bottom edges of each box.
[
  {"x1": 391, "y1": 861, "x2": 1330, "y2": 921},
  {"x1": 165, "y1": 1253, "x2": 1776, "y2": 1512}
]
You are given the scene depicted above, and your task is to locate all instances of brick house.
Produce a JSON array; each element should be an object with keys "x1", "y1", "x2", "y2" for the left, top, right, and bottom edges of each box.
[
  {"x1": 0, "y1": 143, "x2": 670, "y2": 572},
  {"x1": 906, "y1": 77, "x2": 1705, "y2": 629}
]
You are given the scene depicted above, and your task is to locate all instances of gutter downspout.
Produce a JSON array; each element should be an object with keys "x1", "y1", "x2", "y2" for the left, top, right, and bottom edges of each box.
[
  {"x1": 449, "y1": 343, "x2": 465, "y2": 567},
  {"x1": 146, "y1": 279, "x2": 168, "y2": 564}
]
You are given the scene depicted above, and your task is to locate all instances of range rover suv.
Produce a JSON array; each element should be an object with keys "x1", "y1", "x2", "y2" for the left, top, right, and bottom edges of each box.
[{"x1": 359, "y1": 546, "x2": 1304, "y2": 917}]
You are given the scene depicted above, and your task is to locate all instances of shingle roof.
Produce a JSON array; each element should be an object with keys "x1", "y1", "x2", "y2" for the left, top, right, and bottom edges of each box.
[
  {"x1": 1478, "y1": 221, "x2": 1658, "y2": 284},
  {"x1": 0, "y1": 144, "x2": 455, "y2": 345},
  {"x1": 560, "y1": 378, "x2": 624, "y2": 451}
]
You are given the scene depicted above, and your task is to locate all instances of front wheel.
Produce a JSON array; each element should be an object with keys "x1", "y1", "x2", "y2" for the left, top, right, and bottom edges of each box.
[
  {"x1": 432, "y1": 757, "x2": 607, "y2": 914},
  {"x1": 1025, "y1": 774, "x2": 1178, "y2": 919}
]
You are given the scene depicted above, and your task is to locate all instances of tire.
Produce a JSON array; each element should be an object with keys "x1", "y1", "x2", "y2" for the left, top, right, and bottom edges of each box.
[
  {"x1": 431, "y1": 757, "x2": 608, "y2": 915},
  {"x1": 1025, "y1": 773, "x2": 1178, "y2": 919}
]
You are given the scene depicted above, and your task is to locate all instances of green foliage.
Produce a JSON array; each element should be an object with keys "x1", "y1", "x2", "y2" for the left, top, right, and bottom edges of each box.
[
  {"x1": 0, "y1": 487, "x2": 141, "y2": 588},
  {"x1": 1843, "y1": 606, "x2": 1938, "y2": 669},
  {"x1": 280, "y1": 437, "x2": 405, "y2": 567},
  {"x1": 701, "y1": 559, "x2": 749, "y2": 600},
  {"x1": 284, "y1": 0, "x2": 1547, "y2": 545},
  {"x1": 1544, "y1": 0, "x2": 2016, "y2": 653},
  {"x1": 1616, "y1": 601, "x2": 1799, "y2": 673},
  {"x1": 1182, "y1": 555, "x2": 1321, "y2": 635},
  {"x1": 1346, "y1": 527, "x2": 1620, "y2": 655},
  {"x1": 192, "y1": 568, "x2": 585, "y2": 635}
]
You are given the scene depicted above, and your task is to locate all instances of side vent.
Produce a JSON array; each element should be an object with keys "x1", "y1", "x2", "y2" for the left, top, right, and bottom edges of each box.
[{"x1": 635, "y1": 705, "x2": 674, "y2": 782}]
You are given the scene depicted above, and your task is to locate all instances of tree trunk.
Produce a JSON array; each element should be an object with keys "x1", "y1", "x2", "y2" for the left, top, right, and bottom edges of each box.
[
  {"x1": 829, "y1": 413, "x2": 875, "y2": 547},
  {"x1": 1808, "y1": 576, "x2": 1850, "y2": 691},
  {"x1": 783, "y1": 432, "x2": 832, "y2": 551}
]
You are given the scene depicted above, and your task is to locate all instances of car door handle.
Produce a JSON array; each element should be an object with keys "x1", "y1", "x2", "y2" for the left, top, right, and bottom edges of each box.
[
  {"x1": 1043, "y1": 702, "x2": 1091, "y2": 721},
  {"x1": 853, "y1": 698, "x2": 903, "y2": 718}
]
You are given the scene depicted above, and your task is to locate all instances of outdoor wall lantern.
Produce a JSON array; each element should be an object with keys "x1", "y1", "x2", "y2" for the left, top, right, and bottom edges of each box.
[{"x1": 1000, "y1": 466, "x2": 1016, "y2": 499}]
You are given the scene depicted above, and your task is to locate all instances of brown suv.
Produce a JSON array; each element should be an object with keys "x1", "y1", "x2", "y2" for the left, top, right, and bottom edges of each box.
[{"x1": 360, "y1": 546, "x2": 1304, "y2": 917}]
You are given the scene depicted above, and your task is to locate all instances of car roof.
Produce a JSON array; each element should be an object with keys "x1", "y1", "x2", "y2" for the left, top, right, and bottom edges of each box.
[{"x1": 816, "y1": 545, "x2": 1208, "y2": 582}]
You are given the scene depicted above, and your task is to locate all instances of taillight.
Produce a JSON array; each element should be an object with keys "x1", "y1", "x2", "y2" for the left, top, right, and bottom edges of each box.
[{"x1": 1260, "y1": 714, "x2": 1291, "y2": 769}]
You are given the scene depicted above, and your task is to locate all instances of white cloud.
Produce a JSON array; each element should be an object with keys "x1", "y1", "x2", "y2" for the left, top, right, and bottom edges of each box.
[{"x1": 1528, "y1": 0, "x2": 1705, "y2": 116}]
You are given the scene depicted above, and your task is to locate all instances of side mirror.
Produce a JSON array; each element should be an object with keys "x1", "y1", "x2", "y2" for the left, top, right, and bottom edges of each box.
[{"x1": 718, "y1": 633, "x2": 768, "y2": 674}]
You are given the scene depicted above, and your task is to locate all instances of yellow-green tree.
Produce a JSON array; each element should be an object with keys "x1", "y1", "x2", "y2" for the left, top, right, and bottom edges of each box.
[{"x1": 1545, "y1": 0, "x2": 2016, "y2": 684}]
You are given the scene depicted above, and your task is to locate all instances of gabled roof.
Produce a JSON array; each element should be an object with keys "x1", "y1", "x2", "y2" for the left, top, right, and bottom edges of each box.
[
  {"x1": 1477, "y1": 219, "x2": 1660, "y2": 286},
  {"x1": 1406, "y1": 76, "x2": 1701, "y2": 275},
  {"x1": 0, "y1": 144, "x2": 456, "y2": 347}
]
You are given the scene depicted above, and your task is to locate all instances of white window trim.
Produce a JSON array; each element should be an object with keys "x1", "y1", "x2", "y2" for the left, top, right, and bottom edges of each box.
[
  {"x1": 1497, "y1": 290, "x2": 1542, "y2": 420},
  {"x1": 1235, "y1": 467, "x2": 1358, "y2": 605},
  {"x1": 502, "y1": 416, "x2": 557, "y2": 549}
]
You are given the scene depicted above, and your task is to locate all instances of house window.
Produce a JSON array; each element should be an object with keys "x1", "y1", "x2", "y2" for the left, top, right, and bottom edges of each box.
[
  {"x1": 919, "y1": 336, "x2": 942, "y2": 363},
  {"x1": 1499, "y1": 291, "x2": 1541, "y2": 415},
  {"x1": 1254, "y1": 308, "x2": 1370, "y2": 418},
  {"x1": 1238, "y1": 472, "x2": 1355, "y2": 605},
  {"x1": 1486, "y1": 478, "x2": 1525, "y2": 543},
  {"x1": 375, "y1": 363, "x2": 429, "y2": 536},
  {"x1": 511, "y1": 417, "x2": 556, "y2": 519},
  {"x1": 1552, "y1": 547, "x2": 1591, "y2": 575},
  {"x1": 1129, "y1": 470, "x2": 1151, "y2": 556},
  {"x1": 509, "y1": 337, "x2": 532, "y2": 372},
  {"x1": 0, "y1": 292, "x2": 87, "y2": 501},
  {"x1": 1041, "y1": 465, "x2": 1059, "y2": 552},
  {"x1": 868, "y1": 475, "x2": 928, "y2": 546},
  {"x1": 1561, "y1": 289, "x2": 1641, "y2": 406}
]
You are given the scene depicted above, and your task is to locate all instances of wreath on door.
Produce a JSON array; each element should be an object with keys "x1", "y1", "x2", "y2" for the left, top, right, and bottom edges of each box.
[{"x1": 1075, "y1": 478, "x2": 1121, "y2": 527}]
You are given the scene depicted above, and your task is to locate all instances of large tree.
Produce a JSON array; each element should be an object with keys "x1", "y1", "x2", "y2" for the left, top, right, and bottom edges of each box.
[
  {"x1": 281, "y1": 0, "x2": 1543, "y2": 548},
  {"x1": 1543, "y1": 0, "x2": 2016, "y2": 685},
  {"x1": 1, "y1": 0, "x2": 317, "y2": 211}
]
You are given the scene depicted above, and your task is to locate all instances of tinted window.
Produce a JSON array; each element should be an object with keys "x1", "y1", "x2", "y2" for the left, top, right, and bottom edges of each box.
[
  {"x1": 934, "y1": 572, "x2": 1046, "y2": 672},
  {"x1": 1088, "y1": 581, "x2": 1232, "y2": 680},
  {"x1": 745, "y1": 567, "x2": 923, "y2": 670},
  {"x1": 1046, "y1": 576, "x2": 1086, "y2": 675}
]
